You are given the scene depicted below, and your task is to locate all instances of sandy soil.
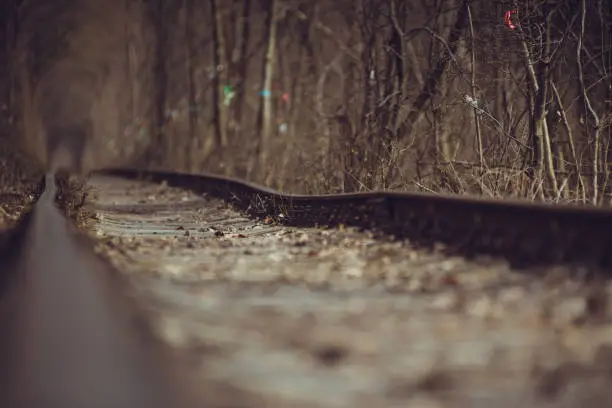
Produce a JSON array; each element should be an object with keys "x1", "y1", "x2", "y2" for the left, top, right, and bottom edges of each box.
[{"x1": 82, "y1": 174, "x2": 612, "y2": 408}]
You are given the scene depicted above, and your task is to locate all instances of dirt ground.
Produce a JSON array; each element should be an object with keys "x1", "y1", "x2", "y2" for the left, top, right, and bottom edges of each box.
[
  {"x1": 78, "y1": 174, "x2": 612, "y2": 408},
  {"x1": 0, "y1": 138, "x2": 44, "y2": 228}
]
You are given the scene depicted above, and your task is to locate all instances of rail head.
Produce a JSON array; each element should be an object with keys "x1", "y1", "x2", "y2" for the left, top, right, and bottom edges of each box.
[
  {"x1": 94, "y1": 167, "x2": 612, "y2": 271},
  {"x1": 96, "y1": 167, "x2": 612, "y2": 216}
]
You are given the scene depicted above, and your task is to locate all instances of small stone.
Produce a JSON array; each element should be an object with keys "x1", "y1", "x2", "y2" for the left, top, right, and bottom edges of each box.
[
  {"x1": 430, "y1": 292, "x2": 459, "y2": 311},
  {"x1": 552, "y1": 297, "x2": 586, "y2": 326},
  {"x1": 467, "y1": 296, "x2": 501, "y2": 319},
  {"x1": 344, "y1": 266, "x2": 363, "y2": 278},
  {"x1": 499, "y1": 286, "x2": 526, "y2": 305}
]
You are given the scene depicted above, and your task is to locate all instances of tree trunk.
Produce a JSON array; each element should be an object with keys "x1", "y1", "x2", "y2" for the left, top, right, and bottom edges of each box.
[
  {"x1": 184, "y1": 0, "x2": 196, "y2": 170},
  {"x1": 550, "y1": 80, "x2": 586, "y2": 201},
  {"x1": 255, "y1": 0, "x2": 278, "y2": 171},
  {"x1": 210, "y1": 0, "x2": 228, "y2": 149},
  {"x1": 466, "y1": 2, "x2": 483, "y2": 168},
  {"x1": 576, "y1": 0, "x2": 602, "y2": 204},
  {"x1": 519, "y1": 3, "x2": 558, "y2": 196},
  {"x1": 230, "y1": 0, "x2": 250, "y2": 137},
  {"x1": 147, "y1": 0, "x2": 168, "y2": 166}
]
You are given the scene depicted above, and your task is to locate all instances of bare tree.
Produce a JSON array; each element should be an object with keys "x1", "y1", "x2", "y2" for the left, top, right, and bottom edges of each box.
[
  {"x1": 550, "y1": 80, "x2": 586, "y2": 201},
  {"x1": 19, "y1": 0, "x2": 603, "y2": 201},
  {"x1": 576, "y1": 0, "x2": 602, "y2": 204},
  {"x1": 519, "y1": 2, "x2": 558, "y2": 196},
  {"x1": 396, "y1": 0, "x2": 468, "y2": 144}
]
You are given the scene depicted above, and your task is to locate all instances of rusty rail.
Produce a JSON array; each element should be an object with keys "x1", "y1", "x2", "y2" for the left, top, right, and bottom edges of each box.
[
  {"x1": 3, "y1": 166, "x2": 612, "y2": 406},
  {"x1": 0, "y1": 173, "x2": 200, "y2": 408},
  {"x1": 99, "y1": 168, "x2": 612, "y2": 271}
]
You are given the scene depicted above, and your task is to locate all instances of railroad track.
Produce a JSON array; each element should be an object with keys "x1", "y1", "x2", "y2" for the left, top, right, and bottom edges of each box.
[
  {"x1": 2, "y1": 167, "x2": 612, "y2": 407},
  {"x1": 100, "y1": 168, "x2": 612, "y2": 271},
  {"x1": 0, "y1": 172, "x2": 204, "y2": 408}
]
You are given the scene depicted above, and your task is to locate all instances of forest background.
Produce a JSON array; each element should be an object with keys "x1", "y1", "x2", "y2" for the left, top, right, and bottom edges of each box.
[{"x1": 0, "y1": 0, "x2": 610, "y2": 204}]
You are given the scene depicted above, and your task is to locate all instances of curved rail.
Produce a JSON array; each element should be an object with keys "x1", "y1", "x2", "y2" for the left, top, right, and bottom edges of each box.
[
  {"x1": 98, "y1": 168, "x2": 612, "y2": 271},
  {"x1": 2, "y1": 166, "x2": 612, "y2": 406}
]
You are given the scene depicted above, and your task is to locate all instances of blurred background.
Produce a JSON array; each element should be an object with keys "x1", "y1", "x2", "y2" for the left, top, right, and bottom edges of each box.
[{"x1": 0, "y1": 0, "x2": 610, "y2": 201}]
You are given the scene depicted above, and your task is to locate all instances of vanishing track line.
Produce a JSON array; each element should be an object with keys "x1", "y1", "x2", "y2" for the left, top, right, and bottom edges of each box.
[
  {"x1": 3, "y1": 168, "x2": 612, "y2": 407},
  {"x1": 0, "y1": 173, "x2": 202, "y2": 408},
  {"x1": 101, "y1": 168, "x2": 612, "y2": 271}
]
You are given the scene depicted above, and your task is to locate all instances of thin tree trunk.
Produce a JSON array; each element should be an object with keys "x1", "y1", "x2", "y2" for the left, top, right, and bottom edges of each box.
[
  {"x1": 279, "y1": 45, "x2": 305, "y2": 191},
  {"x1": 148, "y1": 0, "x2": 168, "y2": 166},
  {"x1": 389, "y1": 0, "x2": 406, "y2": 131},
  {"x1": 255, "y1": 0, "x2": 278, "y2": 170},
  {"x1": 5, "y1": 0, "x2": 20, "y2": 133},
  {"x1": 600, "y1": 0, "x2": 612, "y2": 201},
  {"x1": 184, "y1": 0, "x2": 196, "y2": 170},
  {"x1": 518, "y1": 3, "x2": 558, "y2": 196},
  {"x1": 550, "y1": 80, "x2": 586, "y2": 202},
  {"x1": 359, "y1": 0, "x2": 377, "y2": 189},
  {"x1": 231, "y1": 0, "x2": 250, "y2": 136},
  {"x1": 540, "y1": 7, "x2": 559, "y2": 196},
  {"x1": 466, "y1": 2, "x2": 483, "y2": 169},
  {"x1": 210, "y1": 0, "x2": 228, "y2": 148},
  {"x1": 517, "y1": 22, "x2": 541, "y2": 171},
  {"x1": 124, "y1": 0, "x2": 134, "y2": 125},
  {"x1": 576, "y1": 0, "x2": 601, "y2": 204}
]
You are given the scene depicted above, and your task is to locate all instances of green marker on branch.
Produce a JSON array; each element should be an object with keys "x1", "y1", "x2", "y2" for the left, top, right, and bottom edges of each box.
[{"x1": 223, "y1": 86, "x2": 235, "y2": 106}]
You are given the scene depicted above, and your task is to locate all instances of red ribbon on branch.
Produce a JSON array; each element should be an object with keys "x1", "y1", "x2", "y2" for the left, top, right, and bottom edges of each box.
[{"x1": 504, "y1": 8, "x2": 518, "y2": 30}]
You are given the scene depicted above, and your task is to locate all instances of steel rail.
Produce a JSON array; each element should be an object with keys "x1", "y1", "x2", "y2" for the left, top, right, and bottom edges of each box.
[
  {"x1": 98, "y1": 167, "x2": 612, "y2": 271},
  {"x1": 0, "y1": 172, "x2": 201, "y2": 408},
  {"x1": 0, "y1": 165, "x2": 610, "y2": 406}
]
